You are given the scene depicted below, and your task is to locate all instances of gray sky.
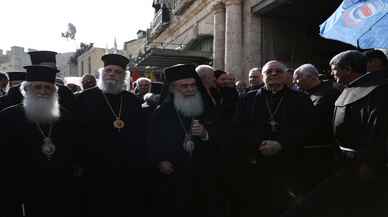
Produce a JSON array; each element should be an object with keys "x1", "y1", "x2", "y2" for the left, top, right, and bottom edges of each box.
[{"x1": 0, "y1": 0, "x2": 154, "y2": 53}]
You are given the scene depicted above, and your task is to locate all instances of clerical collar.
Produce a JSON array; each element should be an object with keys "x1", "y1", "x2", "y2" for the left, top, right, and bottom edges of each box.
[{"x1": 263, "y1": 86, "x2": 287, "y2": 96}]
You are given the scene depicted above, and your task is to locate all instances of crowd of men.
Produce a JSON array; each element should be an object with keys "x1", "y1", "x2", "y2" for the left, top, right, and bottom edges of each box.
[{"x1": 0, "y1": 48, "x2": 388, "y2": 217}]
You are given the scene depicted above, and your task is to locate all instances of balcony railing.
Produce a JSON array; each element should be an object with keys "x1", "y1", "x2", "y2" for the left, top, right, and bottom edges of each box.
[
  {"x1": 150, "y1": 7, "x2": 170, "y2": 37},
  {"x1": 173, "y1": 0, "x2": 195, "y2": 15}
]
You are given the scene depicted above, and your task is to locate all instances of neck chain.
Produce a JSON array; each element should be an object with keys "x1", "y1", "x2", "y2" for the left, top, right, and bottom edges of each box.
[
  {"x1": 35, "y1": 122, "x2": 56, "y2": 159},
  {"x1": 175, "y1": 108, "x2": 195, "y2": 155},
  {"x1": 264, "y1": 94, "x2": 284, "y2": 133},
  {"x1": 101, "y1": 91, "x2": 125, "y2": 131}
]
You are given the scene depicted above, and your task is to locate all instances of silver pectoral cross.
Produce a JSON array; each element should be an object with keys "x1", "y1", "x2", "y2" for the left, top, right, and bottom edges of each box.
[
  {"x1": 41, "y1": 137, "x2": 56, "y2": 159},
  {"x1": 269, "y1": 120, "x2": 279, "y2": 132}
]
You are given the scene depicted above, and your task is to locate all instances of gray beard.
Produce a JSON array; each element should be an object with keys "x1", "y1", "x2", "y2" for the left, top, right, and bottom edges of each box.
[
  {"x1": 23, "y1": 93, "x2": 60, "y2": 124},
  {"x1": 173, "y1": 91, "x2": 204, "y2": 118},
  {"x1": 99, "y1": 79, "x2": 124, "y2": 94}
]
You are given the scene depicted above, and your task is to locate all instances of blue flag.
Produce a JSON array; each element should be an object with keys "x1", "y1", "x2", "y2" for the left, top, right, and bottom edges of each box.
[{"x1": 320, "y1": 0, "x2": 388, "y2": 48}]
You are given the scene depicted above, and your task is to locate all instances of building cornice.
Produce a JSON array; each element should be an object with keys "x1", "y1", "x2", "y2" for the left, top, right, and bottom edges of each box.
[
  {"x1": 212, "y1": 0, "x2": 225, "y2": 13},
  {"x1": 224, "y1": 0, "x2": 242, "y2": 6}
]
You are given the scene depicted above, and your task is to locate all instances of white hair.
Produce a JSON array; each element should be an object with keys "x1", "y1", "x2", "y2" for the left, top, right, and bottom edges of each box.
[
  {"x1": 262, "y1": 60, "x2": 287, "y2": 73},
  {"x1": 143, "y1": 92, "x2": 153, "y2": 101},
  {"x1": 97, "y1": 70, "x2": 128, "y2": 94},
  {"x1": 249, "y1": 67, "x2": 261, "y2": 75},
  {"x1": 173, "y1": 89, "x2": 204, "y2": 118},
  {"x1": 20, "y1": 81, "x2": 59, "y2": 97},
  {"x1": 195, "y1": 65, "x2": 214, "y2": 78},
  {"x1": 21, "y1": 81, "x2": 60, "y2": 124},
  {"x1": 294, "y1": 64, "x2": 319, "y2": 78},
  {"x1": 136, "y1": 77, "x2": 151, "y2": 86}
]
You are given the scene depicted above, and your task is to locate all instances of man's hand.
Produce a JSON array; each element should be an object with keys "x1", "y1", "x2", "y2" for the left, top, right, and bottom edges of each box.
[
  {"x1": 258, "y1": 140, "x2": 282, "y2": 156},
  {"x1": 159, "y1": 161, "x2": 175, "y2": 175},
  {"x1": 191, "y1": 120, "x2": 208, "y2": 140}
]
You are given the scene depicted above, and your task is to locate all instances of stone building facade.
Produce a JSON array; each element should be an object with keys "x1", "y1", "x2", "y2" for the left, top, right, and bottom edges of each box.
[
  {"x1": 77, "y1": 47, "x2": 106, "y2": 77},
  {"x1": 144, "y1": 0, "x2": 363, "y2": 82},
  {"x1": 0, "y1": 47, "x2": 74, "y2": 79}
]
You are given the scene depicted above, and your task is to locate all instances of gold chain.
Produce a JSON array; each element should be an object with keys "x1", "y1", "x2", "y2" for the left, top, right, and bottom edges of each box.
[{"x1": 101, "y1": 91, "x2": 123, "y2": 121}]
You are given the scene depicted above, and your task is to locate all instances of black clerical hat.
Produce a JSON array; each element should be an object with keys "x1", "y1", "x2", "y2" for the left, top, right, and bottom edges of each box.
[
  {"x1": 101, "y1": 54, "x2": 129, "y2": 69},
  {"x1": 164, "y1": 64, "x2": 196, "y2": 83},
  {"x1": 24, "y1": 65, "x2": 59, "y2": 83},
  {"x1": 151, "y1": 82, "x2": 163, "y2": 94},
  {"x1": 28, "y1": 51, "x2": 58, "y2": 69},
  {"x1": 6, "y1": 71, "x2": 26, "y2": 81}
]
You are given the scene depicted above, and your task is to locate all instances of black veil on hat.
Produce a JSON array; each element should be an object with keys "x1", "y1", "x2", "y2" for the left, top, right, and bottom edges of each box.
[{"x1": 101, "y1": 54, "x2": 129, "y2": 69}]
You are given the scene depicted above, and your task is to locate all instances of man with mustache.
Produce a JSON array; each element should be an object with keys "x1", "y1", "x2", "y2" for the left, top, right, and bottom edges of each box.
[
  {"x1": 75, "y1": 53, "x2": 147, "y2": 217},
  {"x1": 0, "y1": 63, "x2": 80, "y2": 217}
]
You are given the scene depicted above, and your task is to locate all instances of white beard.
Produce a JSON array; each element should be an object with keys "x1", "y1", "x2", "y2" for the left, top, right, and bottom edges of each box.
[
  {"x1": 23, "y1": 92, "x2": 60, "y2": 124},
  {"x1": 173, "y1": 91, "x2": 204, "y2": 118},
  {"x1": 98, "y1": 79, "x2": 124, "y2": 94}
]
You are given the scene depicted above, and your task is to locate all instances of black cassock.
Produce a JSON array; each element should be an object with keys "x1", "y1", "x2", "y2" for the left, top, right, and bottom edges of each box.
[
  {"x1": 75, "y1": 87, "x2": 147, "y2": 217},
  {"x1": 300, "y1": 81, "x2": 341, "y2": 192},
  {"x1": 234, "y1": 87, "x2": 315, "y2": 217},
  {"x1": 0, "y1": 104, "x2": 80, "y2": 217},
  {"x1": 282, "y1": 72, "x2": 388, "y2": 217},
  {"x1": 148, "y1": 98, "x2": 218, "y2": 217}
]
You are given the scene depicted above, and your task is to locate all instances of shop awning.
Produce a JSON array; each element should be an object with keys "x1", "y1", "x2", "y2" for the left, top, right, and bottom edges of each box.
[{"x1": 136, "y1": 48, "x2": 212, "y2": 68}]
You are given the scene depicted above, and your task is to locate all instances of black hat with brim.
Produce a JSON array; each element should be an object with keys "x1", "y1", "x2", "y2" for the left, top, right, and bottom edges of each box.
[
  {"x1": 28, "y1": 51, "x2": 58, "y2": 69},
  {"x1": 164, "y1": 64, "x2": 196, "y2": 84},
  {"x1": 101, "y1": 54, "x2": 129, "y2": 69},
  {"x1": 24, "y1": 65, "x2": 59, "y2": 83},
  {"x1": 6, "y1": 71, "x2": 26, "y2": 81}
]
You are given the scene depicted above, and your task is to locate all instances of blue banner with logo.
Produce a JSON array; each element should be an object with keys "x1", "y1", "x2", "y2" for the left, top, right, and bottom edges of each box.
[{"x1": 320, "y1": 0, "x2": 388, "y2": 48}]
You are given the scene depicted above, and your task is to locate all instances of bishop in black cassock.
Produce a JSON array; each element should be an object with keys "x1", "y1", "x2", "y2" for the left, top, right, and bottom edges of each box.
[
  {"x1": 234, "y1": 60, "x2": 315, "y2": 217},
  {"x1": 148, "y1": 64, "x2": 220, "y2": 217},
  {"x1": 0, "y1": 64, "x2": 79, "y2": 217},
  {"x1": 75, "y1": 53, "x2": 147, "y2": 217}
]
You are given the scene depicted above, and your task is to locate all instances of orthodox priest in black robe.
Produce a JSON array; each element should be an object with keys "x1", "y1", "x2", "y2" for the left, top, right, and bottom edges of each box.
[
  {"x1": 148, "y1": 64, "x2": 220, "y2": 217},
  {"x1": 0, "y1": 65, "x2": 79, "y2": 217},
  {"x1": 75, "y1": 53, "x2": 147, "y2": 217},
  {"x1": 234, "y1": 60, "x2": 315, "y2": 217}
]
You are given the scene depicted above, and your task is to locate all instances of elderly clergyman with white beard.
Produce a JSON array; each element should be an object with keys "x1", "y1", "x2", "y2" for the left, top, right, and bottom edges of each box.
[
  {"x1": 75, "y1": 53, "x2": 147, "y2": 217},
  {"x1": 0, "y1": 64, "x2": 80, "y2": 217},
  {"x1": 148, "y1": 64, "x2": 219, "y2": 217}
]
